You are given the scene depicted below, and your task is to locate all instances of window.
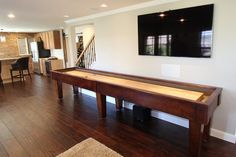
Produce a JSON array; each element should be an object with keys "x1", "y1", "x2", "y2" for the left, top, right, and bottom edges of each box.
[
  {"x1": 158, "y1": 35, "x2": 172, "y2": 56},
  {"x1": 144, "y1": 36, "x2": 155, "y2": 55},
  {"x1": 201, "y1": 30, "x2": 212, "y2": 57}
]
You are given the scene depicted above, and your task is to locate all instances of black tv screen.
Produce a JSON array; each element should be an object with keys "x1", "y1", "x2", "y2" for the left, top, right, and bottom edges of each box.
[
  {"x1": 39, "y1": 49, "x2": 51, "y2": 58},
  {"x1": 138, "y1": 4, "x2": 214, "y2": 58}
]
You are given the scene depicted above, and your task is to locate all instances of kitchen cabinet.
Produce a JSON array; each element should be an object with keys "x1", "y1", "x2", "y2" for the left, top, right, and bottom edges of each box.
[
  {"x1": 35, "y1": 30, "x2": 61, "y2": 49},
  {"x1": 49, "y1": 31, "x2": 61, "y2": 49}
]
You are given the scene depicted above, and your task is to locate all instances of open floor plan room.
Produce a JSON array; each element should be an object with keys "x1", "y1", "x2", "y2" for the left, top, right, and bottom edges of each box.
[{"x1": 0, "y1": 0, "x2": 236, "y2": 157}]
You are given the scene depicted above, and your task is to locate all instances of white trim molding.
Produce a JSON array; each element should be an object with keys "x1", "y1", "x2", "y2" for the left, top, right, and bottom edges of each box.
[
  {"x1": 211, "y1": 129, "x2": 236, "y2": 144},
  {"x1": 81, "y1": 89, "x2": 236, "y2": 144},
  {"x1": 65, "y1": 0, "x2": 180, "y2": 24}
]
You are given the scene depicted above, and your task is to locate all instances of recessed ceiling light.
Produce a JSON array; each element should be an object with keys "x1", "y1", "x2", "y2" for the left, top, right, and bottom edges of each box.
[
  {"x1": 159, "y1": 13, "x2": 165, "y2": 17},
  {"x1": 64, "y1": 15, "x2": 69, "y2": 18},
  {"x1": 100, "y1": 4, "x2": 108, "y2": 8},
  {"x1": 180, "y1": 18, "x2": 185, "y2": 22},
  {"x1": 8, "y1": 13, "x2": 15, "y2": 18}
]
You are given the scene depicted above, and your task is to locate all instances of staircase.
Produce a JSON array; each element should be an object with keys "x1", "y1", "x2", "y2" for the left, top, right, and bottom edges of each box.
[{"x1": 76, "y1": 35, "x2": 96, "y2": 68}]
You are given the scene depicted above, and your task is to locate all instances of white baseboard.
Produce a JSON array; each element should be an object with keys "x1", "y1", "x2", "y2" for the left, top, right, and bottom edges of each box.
[
  {"x1": 210, "y1": 129, "x2": 236, "y2": 144},
  {"x1": 81, "y1": 89, "x2": 236, "y2": 144}
]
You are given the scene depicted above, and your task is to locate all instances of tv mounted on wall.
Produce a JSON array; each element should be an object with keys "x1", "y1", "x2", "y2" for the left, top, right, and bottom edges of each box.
[{"x1": 138, "y1": 4, "x2": 214, "y2": 58}]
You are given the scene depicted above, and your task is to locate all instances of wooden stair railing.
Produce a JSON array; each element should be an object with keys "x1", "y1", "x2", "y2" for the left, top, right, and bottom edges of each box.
[{"x1": 76, "y1": 35, "x2": 96, "y2": 68}]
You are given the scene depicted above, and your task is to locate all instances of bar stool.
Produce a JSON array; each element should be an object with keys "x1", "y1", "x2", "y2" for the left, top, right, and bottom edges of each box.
[
  {"x1": 10, "y1": 57, "x2": 31, "y2": 84},
  {"x1": 0, "y1": 61, "x2": 3, "y2": 87}
]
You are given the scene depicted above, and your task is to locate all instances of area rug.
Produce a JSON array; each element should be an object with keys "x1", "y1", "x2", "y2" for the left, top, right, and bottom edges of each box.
[{"x1": 56, "y1": 137, "x2": 123, "y2": 157}]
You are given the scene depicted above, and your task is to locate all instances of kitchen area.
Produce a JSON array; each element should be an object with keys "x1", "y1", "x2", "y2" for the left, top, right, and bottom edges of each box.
[{"x1": 0, "y1": 30, "x2": 65, "y2": 85}]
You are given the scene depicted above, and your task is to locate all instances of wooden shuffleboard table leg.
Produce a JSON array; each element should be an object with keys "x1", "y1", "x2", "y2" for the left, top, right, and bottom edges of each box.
[
  {"x1": 189, "y1": 121, "x2": 203, "y2": 157},
  {"x1": 73, "y1": 85, "x2": 79, "y2": 95},
  {"x1": 96, "y1": 93, "x2": 106, "y2": 118},
  {"x1": 57, "y1": 80, "x2": 63, "y2": 99},
  {"x1": 115, "y1": 98, "x2": 123, "y2": 110},
  {"x1": 203, "y1": 117, "x2": 212, "y2": 142}
]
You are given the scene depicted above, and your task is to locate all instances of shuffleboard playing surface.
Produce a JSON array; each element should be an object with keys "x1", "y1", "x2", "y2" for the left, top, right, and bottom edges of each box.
[{"x1": 65, "y1": 70, "x2": 204, "y2": 101}]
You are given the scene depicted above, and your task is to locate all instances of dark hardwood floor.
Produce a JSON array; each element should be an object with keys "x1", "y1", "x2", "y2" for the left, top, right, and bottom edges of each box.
[{"x1": 0, "y1": 75, "x2": 235, "y2": 157}]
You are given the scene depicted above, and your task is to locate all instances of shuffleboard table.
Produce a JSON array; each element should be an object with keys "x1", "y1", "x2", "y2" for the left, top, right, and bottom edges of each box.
[{"x1": 51, "y1": 67, "x2": 222, "y2": 157}]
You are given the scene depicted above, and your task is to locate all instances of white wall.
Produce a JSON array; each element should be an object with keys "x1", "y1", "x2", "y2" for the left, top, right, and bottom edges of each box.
[
  {"x1": 64, "y1": 26, "x2": 77, "y2": 67},
  {"x1": 75, "y1": 24, "x2": 95, "y2": 47},
  {"x1": 65, "y1": 0, "x2": 236, "y2": 141}
]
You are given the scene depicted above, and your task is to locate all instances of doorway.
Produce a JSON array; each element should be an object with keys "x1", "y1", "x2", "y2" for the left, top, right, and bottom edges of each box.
[
  {"x1": 74, "y1": 24, "x2": 95, "y2": 67},
  {"x1": 76, "y1": 33, "x2": 84, "y2": 58}
]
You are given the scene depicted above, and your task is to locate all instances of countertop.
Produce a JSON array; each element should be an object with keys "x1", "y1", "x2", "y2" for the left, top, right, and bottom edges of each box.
[{"x1": 0, "y1": 54, "x2": 32, "y2": 61}]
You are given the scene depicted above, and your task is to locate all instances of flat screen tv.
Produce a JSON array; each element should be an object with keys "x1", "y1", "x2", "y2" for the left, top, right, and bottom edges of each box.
[
  {"x1": 39, "y1": 49, "x2": 51, "y2": 58},
  {"x1": 138, "y1": 4, "x2": 214, "y2": 58}
]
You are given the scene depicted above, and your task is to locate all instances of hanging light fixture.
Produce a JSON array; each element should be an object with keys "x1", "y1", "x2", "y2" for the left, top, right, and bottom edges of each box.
[{"x1": 0, "y1": 29, "x2": 6, "y2": 42}]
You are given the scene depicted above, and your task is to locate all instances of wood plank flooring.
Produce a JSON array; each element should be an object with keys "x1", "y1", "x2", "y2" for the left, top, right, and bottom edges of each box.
[{"x1": 0, "y1": 75, "x2": 235, "y2": 157}]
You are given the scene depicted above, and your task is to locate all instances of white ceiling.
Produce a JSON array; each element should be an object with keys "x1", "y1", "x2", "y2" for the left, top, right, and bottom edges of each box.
[{"x1": 0, "y1": 0, "x2": 153, "y2": 32}]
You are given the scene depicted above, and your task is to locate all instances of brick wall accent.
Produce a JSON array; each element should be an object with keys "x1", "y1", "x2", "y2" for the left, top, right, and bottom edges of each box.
[{"x1": 0, "y1": 32, "x2": 35, "y2": 57}]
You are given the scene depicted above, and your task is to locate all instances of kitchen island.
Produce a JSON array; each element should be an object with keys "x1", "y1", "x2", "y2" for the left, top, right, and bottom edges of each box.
[{"x1": 0, "y1": 55, "x2": 33, "y2": 83}]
